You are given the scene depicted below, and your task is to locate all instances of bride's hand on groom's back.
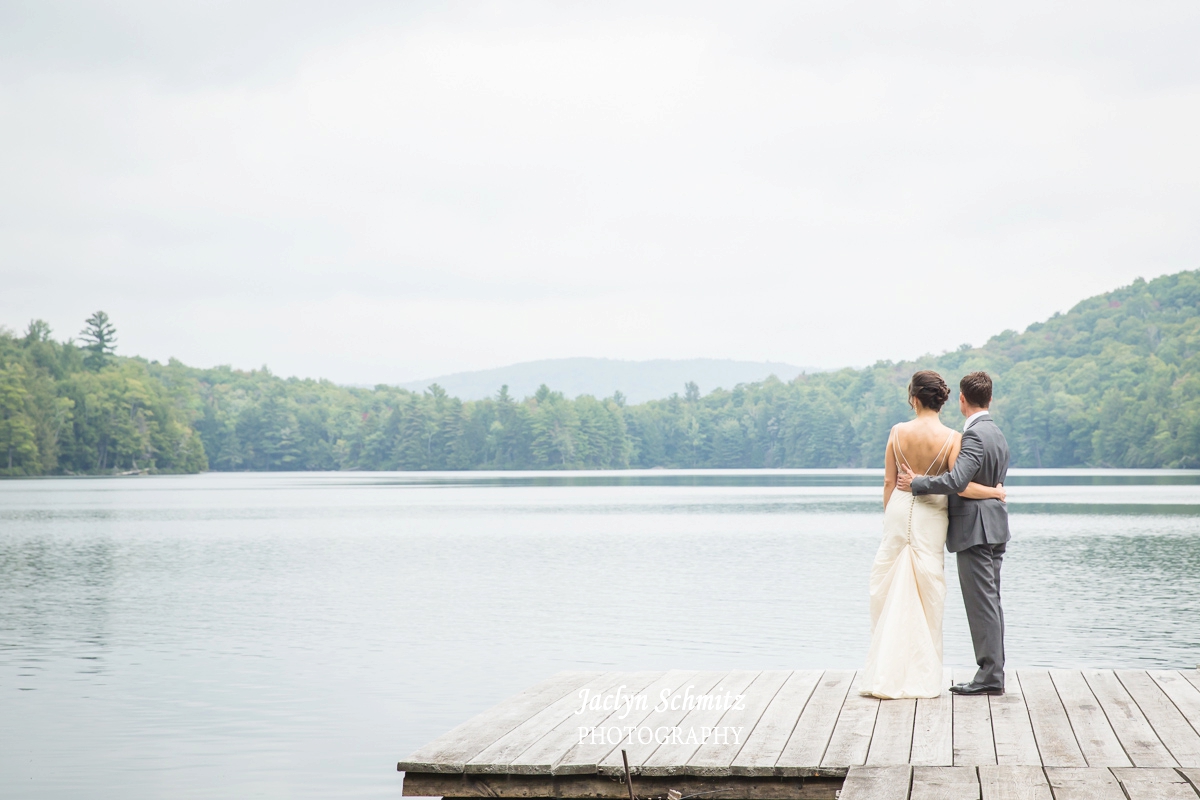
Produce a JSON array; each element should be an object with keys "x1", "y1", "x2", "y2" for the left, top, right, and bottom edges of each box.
[{"x1": 995, "y1": 483, "x2": 1006, "y2": 503}]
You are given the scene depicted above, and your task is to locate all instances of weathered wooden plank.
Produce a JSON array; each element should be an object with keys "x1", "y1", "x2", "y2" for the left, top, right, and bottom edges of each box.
[
  {"x1": 910, "y1": 766, "x2": 979, "y2": 800},
  {"x1": 1118, "y1": 671, "x2": 1200, "y2": 767},
  {"x1": 1050, "y1": 670, "x2": 1130, "y2": 767},
  {"x1": 990, "y1": 672, "x2": 1040, "y2": 766},
  {"x1": 1043, "y1": 767, "x2": 1125, "y2": 800},
  {"x1": 953, "y1": 668, "x2": 996, "y2": 766},
  {"x1": 688, "y1": 670, "x2": 793, "y2": 775},
  {"x1": 839, "y1": 765, "x2": 912, "y2": 800},
  {"x1": 820, "y1": 671, "x2": 881, "y2": 770},
  {"x1": 1017, "y1": 670, "x2": 1086, "y2": 768},
  {"x1": 1180, "y1": 768, "x2": 1200, "y2": 795},
  {"x1": 867, "y1": 699, "x2": 917, "y2": 766},
  {"x1": 1111, "y1": 767, "x2": 1200, "y2": 800},
  {"x1": 640, "y1": 670, "x2": 761, "y2": 776},
  {"x1": 1083, "y1": 669, "x2": 1176, "y2": 767},
  {"x1": 1150, "y1": 672, "x2": 1200, "y2": 740},
  {"x1": 730, "y1": 670, "x2": 823, "y2": 776},
  {"x1": 911, "y1": 670, "x2": 953, "y2": 767},
  {"x1": 468, "y1": 673, "x2": 630, "y2": 773},
  {"x1": 402, "y1": 771, "x2": 844, "y2": 799},
  {"x1": 1185, "y1": 671, "x2": 1200, "y2": 693},
  {"x1": 399, "y1": 671, "x2": 601, "y2": 772},
  {"x1": 509, "y1": 672, "x2": 661, "y2": 774},
  {"x1": 775, "y1": 670, "x2": 856, "y2": 776},
  {"x1": 553, "y1": 670, "x2": 699, "y2": 775},
  {"x1": 978, "y1": 765, "x2": 1051, "y2": 800},
  {"x1": 596, "y1": 671, "x2": 729, "y2": 776}
]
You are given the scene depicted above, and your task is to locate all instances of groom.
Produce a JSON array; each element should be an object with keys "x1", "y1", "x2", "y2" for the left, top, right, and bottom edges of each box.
[{"x1": 896, "y1": 371, "x2": 1010, "y2": 696}]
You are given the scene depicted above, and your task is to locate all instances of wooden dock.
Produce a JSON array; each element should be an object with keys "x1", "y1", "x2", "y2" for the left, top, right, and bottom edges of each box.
[{"x1": 400, "y1": 668, "x2": 1200, "y2": 800}]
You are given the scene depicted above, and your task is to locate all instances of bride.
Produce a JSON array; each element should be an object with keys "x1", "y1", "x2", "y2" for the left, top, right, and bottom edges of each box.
[{"x1": 862, "y1": 370, "x2": 1006, "y2": 699}]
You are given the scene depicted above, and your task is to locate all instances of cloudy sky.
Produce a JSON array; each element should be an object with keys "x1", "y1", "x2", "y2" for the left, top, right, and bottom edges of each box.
[{"x1": 3, "y1": 1, "x2": 1199, "y2": 384}]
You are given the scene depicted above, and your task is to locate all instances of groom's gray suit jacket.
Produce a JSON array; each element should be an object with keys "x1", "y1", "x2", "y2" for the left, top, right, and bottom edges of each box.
[{"x1": 910, "y1": 413, "x2": 1010, "y2": 552}]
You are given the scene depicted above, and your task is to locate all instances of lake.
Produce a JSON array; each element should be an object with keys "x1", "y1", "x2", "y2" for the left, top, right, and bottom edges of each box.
[{"x1": 2, "y1": 471, "x2": 1198, "y2": 798}]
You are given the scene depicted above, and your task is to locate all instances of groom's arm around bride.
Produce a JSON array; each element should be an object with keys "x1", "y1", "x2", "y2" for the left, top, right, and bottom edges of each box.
[{"x1": 896, "y1": 371, "x2": 1011, "y2": 695}]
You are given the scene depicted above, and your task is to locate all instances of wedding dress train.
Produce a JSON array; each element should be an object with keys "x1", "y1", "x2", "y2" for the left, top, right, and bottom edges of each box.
[{"x1": 861, "y1": 429, "x2": 954, "y2": 699}]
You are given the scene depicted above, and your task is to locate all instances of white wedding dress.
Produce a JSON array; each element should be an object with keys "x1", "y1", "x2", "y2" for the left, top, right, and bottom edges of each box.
[{"x1": 861, "y1": 427, "x2": 954, "y2": 699}]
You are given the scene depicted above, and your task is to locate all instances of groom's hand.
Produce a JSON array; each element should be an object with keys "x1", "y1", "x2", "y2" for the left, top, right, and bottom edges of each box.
[{"x1": 896, "y1": 464, "x2": 914, "y2": 491}]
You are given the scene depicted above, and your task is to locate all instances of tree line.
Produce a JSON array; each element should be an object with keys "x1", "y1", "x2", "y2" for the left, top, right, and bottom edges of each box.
[{"x1": 2, "y1": 269, "x2": 1199, "y2": 475}]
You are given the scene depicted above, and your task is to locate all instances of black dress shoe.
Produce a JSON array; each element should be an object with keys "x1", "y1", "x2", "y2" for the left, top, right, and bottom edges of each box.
[{"x1": 950, "y1": 682, "x2": 1004, "y2": 696}]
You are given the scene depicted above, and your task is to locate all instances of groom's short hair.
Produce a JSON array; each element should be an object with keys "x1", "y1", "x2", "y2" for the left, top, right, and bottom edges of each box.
[{"x1": 960, "y1": 372, "x2": 992, "y2": 408}]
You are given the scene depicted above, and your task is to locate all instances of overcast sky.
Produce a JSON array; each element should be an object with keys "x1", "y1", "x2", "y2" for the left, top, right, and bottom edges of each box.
[{"x1": 3, "y1": 1, "x2": 1199, "y2": 384}]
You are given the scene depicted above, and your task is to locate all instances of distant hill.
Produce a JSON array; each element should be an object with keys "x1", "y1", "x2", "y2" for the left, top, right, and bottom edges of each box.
[{"x1": 397, "y1": 358, "x2": 816, "y2": 404}]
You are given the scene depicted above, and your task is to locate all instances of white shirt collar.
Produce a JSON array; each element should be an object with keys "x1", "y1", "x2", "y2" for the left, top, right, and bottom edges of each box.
[{"x1": 963, "y1": 410, "x2": 990, "y2": 432}]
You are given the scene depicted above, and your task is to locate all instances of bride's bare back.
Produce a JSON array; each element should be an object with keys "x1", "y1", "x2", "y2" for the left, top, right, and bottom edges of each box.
[
  {"x1": 890, "y1": 419, "x2": 961, "y2": 477},
  {"x1": 883, "y1": 417, "x2": 961, "y2": 508}
]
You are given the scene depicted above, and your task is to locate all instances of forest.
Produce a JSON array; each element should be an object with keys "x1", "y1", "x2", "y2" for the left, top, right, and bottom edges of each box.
[{"x1": 2, "y1": 269, "x2": 1199, "y2": 475}]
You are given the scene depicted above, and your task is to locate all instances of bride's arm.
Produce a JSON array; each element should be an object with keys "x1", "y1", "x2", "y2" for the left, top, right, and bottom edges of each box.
[
  {"x1": 883, "y1": 429, "x2": 898, "y2": 510},
  {"x1": 961, "y1": 482, "x2": 1006, "y2": 501}
]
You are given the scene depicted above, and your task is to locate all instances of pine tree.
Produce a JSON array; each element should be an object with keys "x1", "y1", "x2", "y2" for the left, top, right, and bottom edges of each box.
[{"x1": 79, "y1": 311, "x2": 117, "y2": 370}]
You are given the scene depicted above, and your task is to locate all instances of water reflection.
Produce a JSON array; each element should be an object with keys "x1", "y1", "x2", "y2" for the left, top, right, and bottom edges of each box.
[{"x1": 0, "y1": 472, "x2": 1197, "y2": 799}]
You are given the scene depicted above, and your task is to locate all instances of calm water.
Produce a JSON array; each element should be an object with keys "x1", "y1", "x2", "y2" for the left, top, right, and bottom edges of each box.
[{"x1": 2, "y1": 471, "x2": 1199, "y2": 799}]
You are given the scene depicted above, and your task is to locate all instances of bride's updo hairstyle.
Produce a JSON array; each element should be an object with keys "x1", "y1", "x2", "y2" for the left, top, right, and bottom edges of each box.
[{"x1": 908, "y1": 370, "x2": 950, "y2": 412}]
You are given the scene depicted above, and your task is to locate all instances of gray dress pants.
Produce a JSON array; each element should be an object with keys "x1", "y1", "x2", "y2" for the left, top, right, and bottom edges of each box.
[{"x1": 956, "y1": 542, "x2": 1006, "y2": 689}]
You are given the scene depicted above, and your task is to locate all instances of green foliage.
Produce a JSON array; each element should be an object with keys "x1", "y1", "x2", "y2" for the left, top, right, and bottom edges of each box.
[
  {"x1": 3, "y1": 270, "x2": 1200, "y2": 474},
  {"x1": 79, "y1": 310, "x2": 118, "y2": 371},
  {"x1": 0, "y1": 321, "x2": 206, "y2": 475},
  {"x1": 0, "y1": 361, "x2": 39, "y2": 473}
]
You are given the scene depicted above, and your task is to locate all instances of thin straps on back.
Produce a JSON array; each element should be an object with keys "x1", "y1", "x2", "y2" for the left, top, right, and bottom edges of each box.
[
  {"x1": 892, "y1": 425, "x2": 956, "y2": 476},
  {"x1": 891, "y1": 424, "x2": 911, "y2": 472},
  {"x1": 926, "y1": 431, "x2": 956, "y2": 476}
]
